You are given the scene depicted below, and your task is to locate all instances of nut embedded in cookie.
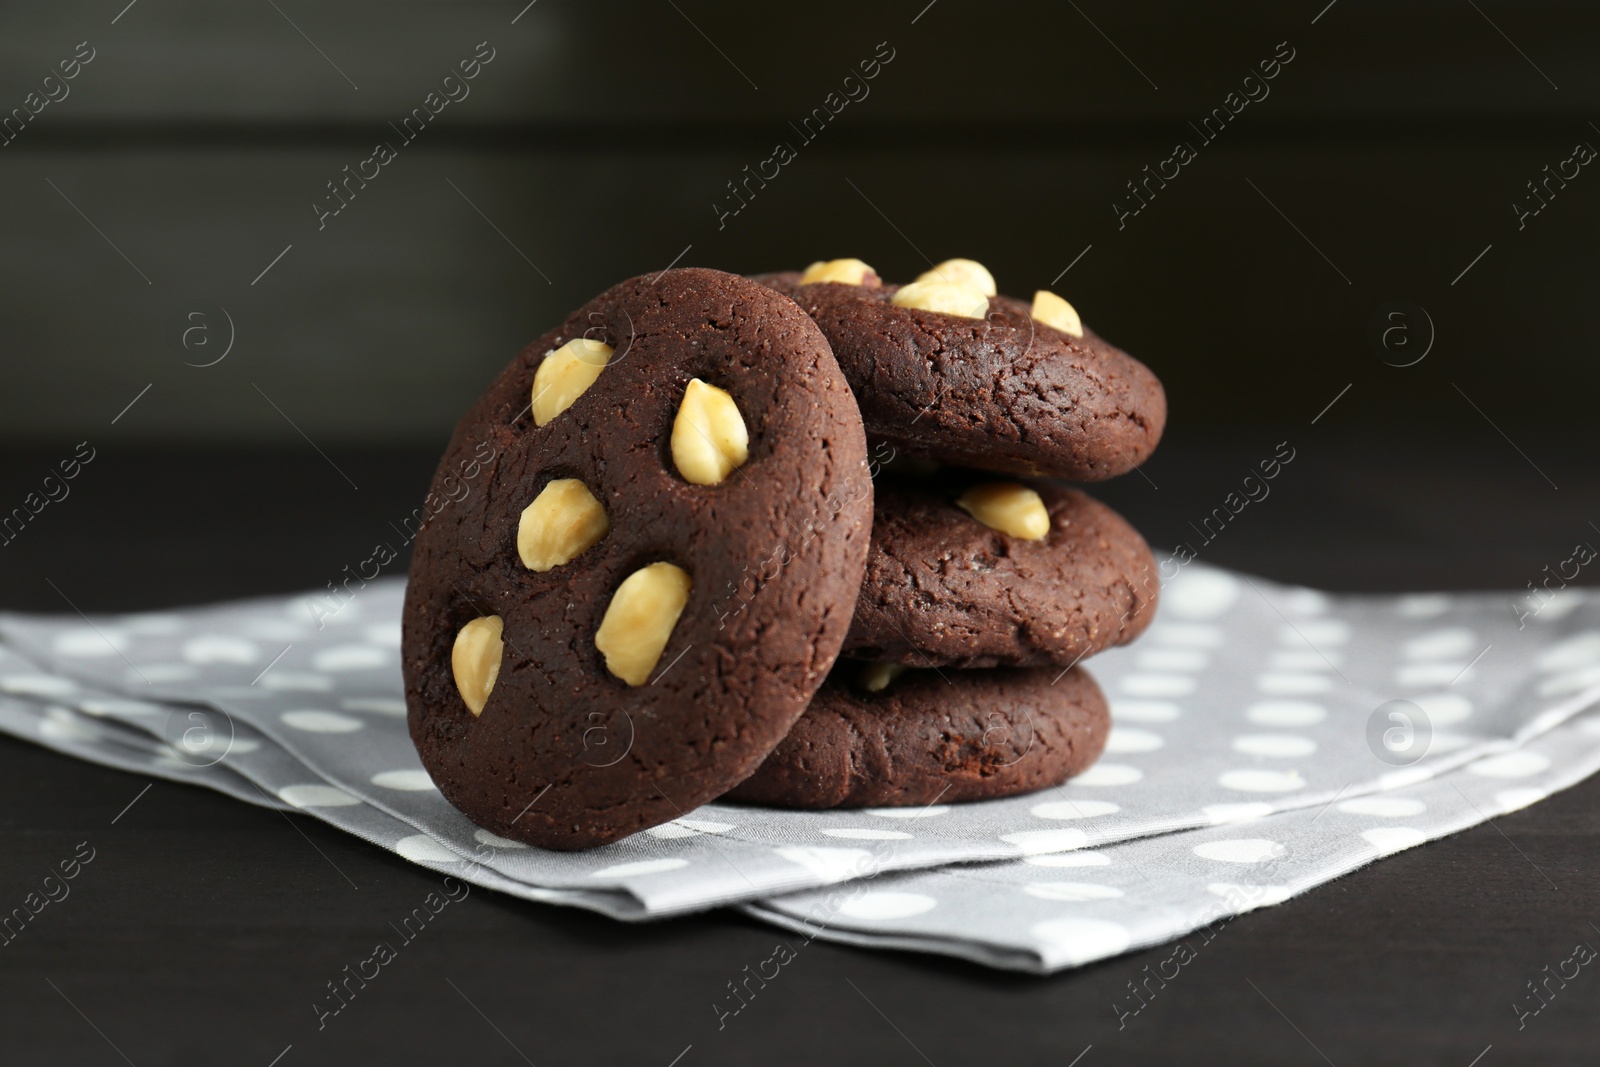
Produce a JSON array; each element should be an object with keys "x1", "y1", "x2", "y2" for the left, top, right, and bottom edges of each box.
[
  {"x1": 595, "y1": 562, "x2": 692, "y2": 686},
  {"x1": 532, "y1": 338, "x2": 613, "y2": 426},
  {"x1": 891, "y1": 278, "x2": 990, "y2": 319},
  {"x1": 915, "y1": 258, "x2": 996, "y2": 297},
  {"x1": 857, "y1": 661, "x2": 906, "y2": 693},
  {"x1": 671, "y1": 378, "x2": 749, "y2": 486},
  {"x1": 517, "y1": 478, "x2": 610, "y2": 571},
  {"x1": 451, "y1": 615, "x2": 504, "y2": 716},
  {"x1": 799, "y1": 257, "x2": 878, "y2": 286},
  {"x1": 1030, "y1": 289, "x2": 1083, "y2": 338},
  {"x1": 956, "y1": 482, "x2": 1051, "y2": 540}
]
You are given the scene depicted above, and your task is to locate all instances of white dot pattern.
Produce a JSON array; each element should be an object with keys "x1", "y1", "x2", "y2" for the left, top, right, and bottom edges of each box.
[
  {"x1": 1, "y1": 567, "x2": 1597, "y2": 976},
  {"x1": 1194, "y1": 839, "x2": 1285, "y2": 863},
  {"x1": 1104, "y1": 727, "x2": 1164, "y2": 754},
  {"x1": 371, "y1": 769, "x2": 437, "y2": 791},
  {"x1": 1402, "y1": 628, "x2": 1477, "y2": 660},
  {"x1": 281, "y1": 710, "x2": 364, "y2": 734},
  {"x1": 838, "y1": 892, "x2": 937, "y2": 919},
  {"x1": 1030, "y1": 800, "x2": 1121, "y2": 820},
  {"x1": 279, "y1": 784, "x2": 361, "y2": 808},
  {"x1": 1024, "y1": 882, "x2": 1125, "y2": 902}
]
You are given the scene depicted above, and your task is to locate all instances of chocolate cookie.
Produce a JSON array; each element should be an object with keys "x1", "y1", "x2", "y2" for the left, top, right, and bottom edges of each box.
[
  {"x1": 402, "y1": 268, "x2": 873, "y2": 850},
  {"x1": 844, "y1": 478, "x2": 1159, "y2": 669},
  {"x1": 754, "y1": 259, "x2": 1166, "y2": 480},
  {"x1": 748, "y1": 270, "x2": 816, "y2": 301},
  {"x1": 725, "y1": 663, "x2": 1109, "y2": 808}
]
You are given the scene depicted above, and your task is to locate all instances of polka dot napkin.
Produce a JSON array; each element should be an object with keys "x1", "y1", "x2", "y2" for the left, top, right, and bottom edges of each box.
[
  {"x1": 748, "y1": 710, "x2": 1600, "y2": 972},
  {"x1": 1, "y1": 565, "x2": 1597, "y2": 971}
]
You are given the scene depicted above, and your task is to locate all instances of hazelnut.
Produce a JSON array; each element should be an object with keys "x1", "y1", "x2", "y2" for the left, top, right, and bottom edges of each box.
[
  {"x1": 891, "y1": 279, "x2": 989, "y2": 319},
  {"x1": 799, "y1": 258, "x2": 877, "y2": 286},
  {"x1": 858, "y1": 662, "x2": 906, "y2": 693},
  {"x1": 916, "y1": 258, "x2": 996, "y2": 297},
  {"x1": 956, "y1": 482, "x2": 1051, "y2": 540},
  {"x1": 517, "y1": 478, "x2": 610, "y2": 571},
  {"x1": 1031, "y1": 290, "x2": 1083, "y2": 338},
  {"x1": 452, "y1": 615, "x2": 504, "y2": 716},
  {"x1": 595, "y1": 562, "x2": 692, "y2": 686},
  {"x1": 672, "y1": 378, "x2": 749, "y2": 486},
  {"x1": 532, "y1": 338, "x2": 613, "y2": 426}
]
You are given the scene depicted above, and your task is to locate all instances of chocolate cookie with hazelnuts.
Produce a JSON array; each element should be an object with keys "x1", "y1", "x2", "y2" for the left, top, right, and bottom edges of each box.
[
  {"x1": 753, "y1": 257, "x2": 1166, "y2": 481},
  {"x1": 727, "y1": 660, "x2": 1111, "y2": 809},
  {"x1": 843, "y1": 475, "x2": 1160, "y2": 670},
  {"x1": 401, "y1": 268, "x2": 873, "y2": 850}
]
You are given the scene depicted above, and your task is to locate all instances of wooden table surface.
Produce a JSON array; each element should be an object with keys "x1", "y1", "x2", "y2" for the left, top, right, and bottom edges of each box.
[{"x1": 1, "y1": 434, "x2": 1596, "y2": 1067}]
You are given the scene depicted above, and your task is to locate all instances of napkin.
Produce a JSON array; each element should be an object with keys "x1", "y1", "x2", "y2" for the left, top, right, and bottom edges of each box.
[{"x1": 1, "y1": 565, "x2": 1595, "y2": 969}]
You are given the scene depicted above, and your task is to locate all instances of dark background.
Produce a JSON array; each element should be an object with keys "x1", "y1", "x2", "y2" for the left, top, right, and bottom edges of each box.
[
  {"x1": 2, "y1": 0, "x2": 1598, "y2": 448},
  {"x1": 3, "y1": 2, "x2": 1599, "y2": 1065}
]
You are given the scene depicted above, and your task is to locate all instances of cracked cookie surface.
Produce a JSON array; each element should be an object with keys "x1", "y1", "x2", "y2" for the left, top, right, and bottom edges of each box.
[
  {"x1": 726, "y1": 664, "x2": 1109, "y2": 808},
  {"x1": 754, "y1": 271, "x2": 1166, "y2": 480},
  {"x1": 845, "y1": 478, "x2": 1159, "y2": 669}
]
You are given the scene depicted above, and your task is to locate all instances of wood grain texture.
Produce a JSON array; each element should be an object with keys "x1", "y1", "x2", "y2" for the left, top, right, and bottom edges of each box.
[
  {"x1": 2, "y1": 2, "x2": 1599, "y2": 442},
  {"x1": 3, "y1": 139, "x2": 1599, "y2": 442},
  {"x1": 2, "y1": 1, "x2": 1598, "y2": 123}
]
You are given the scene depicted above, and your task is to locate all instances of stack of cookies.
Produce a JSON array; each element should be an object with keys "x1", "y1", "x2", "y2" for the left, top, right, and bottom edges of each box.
[{"x1": 401, "y1": 259, "x2": 1165, "y2": 850}]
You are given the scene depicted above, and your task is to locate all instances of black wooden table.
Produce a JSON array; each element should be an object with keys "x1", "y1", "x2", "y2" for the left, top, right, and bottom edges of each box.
[{"x1": 1, "y1": 432, "x2": 1596, "y2": 1067}]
